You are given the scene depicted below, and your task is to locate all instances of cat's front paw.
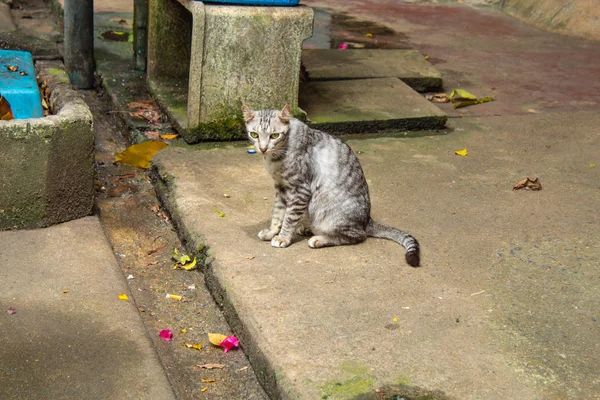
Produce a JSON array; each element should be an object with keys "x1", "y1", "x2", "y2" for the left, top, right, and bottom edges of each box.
[
  {"x1": 258, "y1": 229, "x2": 276, "y2": 241},
  {"x1": 271, "y1": 235, "x2": 291, "y2": 248}
]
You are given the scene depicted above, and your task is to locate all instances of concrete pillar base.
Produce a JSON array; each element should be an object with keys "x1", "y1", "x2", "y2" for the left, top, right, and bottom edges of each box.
[{"x1": 147, "y1": 0, "x2": 313, "y2": 143}]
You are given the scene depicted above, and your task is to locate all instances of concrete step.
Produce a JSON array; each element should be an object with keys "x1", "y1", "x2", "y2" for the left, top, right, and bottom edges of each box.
[
  {"x1": 302, "y1": 49, "x2": 443, "y2": 92},
  {"x1": 299, "y1": 77, "x2": 447, "y2": 134}
]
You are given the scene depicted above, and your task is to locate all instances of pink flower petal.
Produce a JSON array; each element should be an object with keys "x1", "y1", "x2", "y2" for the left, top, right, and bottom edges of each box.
[
  {"x1": 159, "y1": 329, "x2": 173, "y2": 341},
  {"x1": 338, "y1": 43, "x2": 349, "y2": 50},
  {"x1": 220, "y1": 336, "x2": 239, "y2": 353},
  {"x1": 7, "y1": 306, "x2": 16, "y2": 315}
]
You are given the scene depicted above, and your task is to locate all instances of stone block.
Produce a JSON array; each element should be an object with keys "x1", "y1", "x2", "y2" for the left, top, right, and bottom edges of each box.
[
  {"x1": 299, "y1": 77, "x2": 447, "y2": 134},
  {"x1": 302, "y1": 49, "x2": 443, "y2": 92},
  {"x1": 147, "y1": 0, "x2": 313, "y2": 143},
  {"x1": 0, "y1": 61, "x2": 94, "y2": 230}
]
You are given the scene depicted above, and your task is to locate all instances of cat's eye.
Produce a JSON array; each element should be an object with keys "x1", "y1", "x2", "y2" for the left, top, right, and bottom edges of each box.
[
  {"x1": 270, "y1": 133, "x2": 280, "y2": 139},
  {"x1": 249, "y1": 132, "x2": 259, "y2": 138}
]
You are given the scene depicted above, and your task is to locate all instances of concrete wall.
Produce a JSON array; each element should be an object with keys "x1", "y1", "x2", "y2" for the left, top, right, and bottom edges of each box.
[{"x1": 500, "y1": 0, "x2": 600, "y2": 41}]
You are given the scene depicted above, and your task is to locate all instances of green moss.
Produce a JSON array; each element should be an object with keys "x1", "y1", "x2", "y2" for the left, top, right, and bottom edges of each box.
[
  {"x1": 0, "y1": 203, "x2": 46, "y2": 230},
  {"x1": 182, "y1": 115, "x2": 246, "y2": 143},
  {"x1": 320, "y1": 361, "x2": 375, "y2": 399},
  {"x1": 395, "y1": 375, "x2": 411, "y2": 386}
]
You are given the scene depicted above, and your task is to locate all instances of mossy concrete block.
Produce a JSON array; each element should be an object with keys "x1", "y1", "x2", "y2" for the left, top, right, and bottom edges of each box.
[
  {"x1": 299, "y1": 77, "x2": 447, "y2": 134},
  {"x1": 147, "y1": 0, "x2": 313, "y2": 143},
  {"x1": 302, "y1": 49, "x2": 443, "y2": 93},
  {"x1": 0, "y1": 61, "x2": 94, "y2": 230}
]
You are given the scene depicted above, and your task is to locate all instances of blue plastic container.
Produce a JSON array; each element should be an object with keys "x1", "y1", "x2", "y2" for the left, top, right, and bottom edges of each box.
[
  {"x1": 0, "y1": 50, "x2": 44, "y2": 119},
  {"x1": 198, "y1": 0, "x2": 299, "y2": 5}
]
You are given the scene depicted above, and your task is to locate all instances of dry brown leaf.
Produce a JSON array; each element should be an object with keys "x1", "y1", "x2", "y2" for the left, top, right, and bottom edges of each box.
[
  {"x1": 426, "y1": 93, "x2": 450, "y2": 103},
  {"x1": 513, "y1": 177, "x2": 542, "y2": 191},
  {"x1": 201, "y1": 378, "x2": 216, "y2": 383},
  {"x1": 195, "y1": 364, "x2": 225, "y2": 369}
]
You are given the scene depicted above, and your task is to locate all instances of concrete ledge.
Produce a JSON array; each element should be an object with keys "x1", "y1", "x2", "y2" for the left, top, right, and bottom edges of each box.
[
  {"x1": 0, "y1": 61, "x2": 94, "y2": 230},
  {"x1": 299, "y1": 78, "x2": 447, "y2": 134},
  {"x1": 302, "y1": 49, "x2": 443, "y2": 92},
  {"x1": 501, "y1": 0, "x2": 600, "y2": 41}
]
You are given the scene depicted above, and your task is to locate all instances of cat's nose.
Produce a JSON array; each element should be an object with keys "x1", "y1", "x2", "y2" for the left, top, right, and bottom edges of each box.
[{"x1": 259, "y1": 146, "x2": 268, "y2": 153}]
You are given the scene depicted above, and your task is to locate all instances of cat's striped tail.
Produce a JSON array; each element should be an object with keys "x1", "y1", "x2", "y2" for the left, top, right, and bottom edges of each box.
[{"x1": 366, "y1": 219, "x2": 420, "y2": 267}]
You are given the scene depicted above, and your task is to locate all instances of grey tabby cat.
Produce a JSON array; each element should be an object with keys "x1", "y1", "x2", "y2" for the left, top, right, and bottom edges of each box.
[{"x1": 242, "y1": 104, "x2": 420, "y2": 267}]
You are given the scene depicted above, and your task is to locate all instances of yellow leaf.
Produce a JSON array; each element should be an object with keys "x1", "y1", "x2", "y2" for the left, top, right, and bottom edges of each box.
[
  {"x1": 214, "y1": 210, "x2": 225, "y2": 218},
  {"x1": 208, "y1": 333, "x2": 227, "y2": 346},
  {"x1": 201, "y1": 387, "x2": 208, "y2": 392},
  {"x1": 424, "y1": 55, "x2": 429, "y2": 60},
  {"x1": 63, "y1": 289, "x2": 69, "y2": 294},
  {"x1": 449, "y1": 89, "x2": 477, "y2": 101},
  {"x1": 365, "y1": 33, "x2": 373, "y2": 38},
  {"x1": 114, "y1": 141, "x2": 168, "y2": 169},
  {"x1": 166, "y1": 293, "x2": 182, "y2": 301},
  {"x1": 590, "y1": 163, "x2": 596, "y2": 168},
  {"x1": 181, "y1": 328, "x2": 187, "y2": 333},
  {"x1": 455, "y1": 148, "x2": 468, "y2": 156},
  {"x1": 118, "y1": 293, "x2": 129, "y2": 301},
  {"x1": 393, "y1": 317, "x2": 398, "y2": 322},
  {"x1": 160, "y1": 134, "x2": 179, "y2": 139},
  {"x1": 182, "y1": 257, "x2": 197, "y2": 271},
  {"x1": 185, "y1": 342, "x2": 203, "y2": 351}
]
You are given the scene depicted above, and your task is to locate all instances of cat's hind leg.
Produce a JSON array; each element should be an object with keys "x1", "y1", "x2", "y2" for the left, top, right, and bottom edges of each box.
[{"x1": 308, "y1": 228, "x2": 366, "y2": 248}]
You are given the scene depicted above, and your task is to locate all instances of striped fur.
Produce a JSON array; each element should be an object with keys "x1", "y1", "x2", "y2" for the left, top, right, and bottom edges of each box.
[{"x1": 242, "y1": 105, "x2": 420, "y2": 267}]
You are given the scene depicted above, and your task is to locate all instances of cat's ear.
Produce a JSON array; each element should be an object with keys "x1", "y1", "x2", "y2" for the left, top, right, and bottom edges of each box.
[
  {"x1": 278, "y1": 104, "x2": 292, "y2": 123},
  {"x1": 241, "y1": 105, "x2": 255, "y2": 123}
]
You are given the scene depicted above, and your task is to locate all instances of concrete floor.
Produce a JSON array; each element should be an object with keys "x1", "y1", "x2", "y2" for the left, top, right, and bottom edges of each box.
[{"x1": 150, "y1": 2, "x2": 600, "y2": 399}]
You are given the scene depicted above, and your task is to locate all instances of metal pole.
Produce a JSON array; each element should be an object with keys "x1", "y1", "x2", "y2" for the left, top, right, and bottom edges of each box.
[
  {"x1": 134, "y1": 0, "x2": 149, "y2": 71},
  {"x1": 64, "y1": 0, "x2": 95, "y2": 89}
]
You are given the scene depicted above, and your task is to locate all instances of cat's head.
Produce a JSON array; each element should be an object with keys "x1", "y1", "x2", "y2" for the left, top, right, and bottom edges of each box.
[{"x1": 242, "y1": 104, "x2": 291, "y2": 156}]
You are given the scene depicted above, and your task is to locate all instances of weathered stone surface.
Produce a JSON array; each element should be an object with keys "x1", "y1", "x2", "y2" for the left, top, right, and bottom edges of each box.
[
  {"x1": 501, "y1": 0, "x2": 600, "y2": 41},
  {"x1": 299, "y1": 77, "x2": 446, "y2": 134},
  {"x1": 0, "y1": 3, "x2": 16, "y2": 32},
  {"x1": 302, "y1": 49, "x2": 443, "y2": 92},
  {"x1": 147, "y1": 0, "x2": 314, "y2": 142},
  {"x1": 0, "y1": 61, "x2": 94, "y2": 230}
]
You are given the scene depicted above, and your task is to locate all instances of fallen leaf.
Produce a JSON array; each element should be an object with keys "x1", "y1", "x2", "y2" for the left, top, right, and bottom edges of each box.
[
  {"x1": 6, "y1": 65, "x2": 18, "y2": 72},
  {"x1": 449, "y1": 89, "x2": 477, "y2": 101},
  {"x1": 393, "y1": 317, "x2": 398, "y2": 322},
  {"x1": 426, "y1": 93, "x2": 450, "y2": 103},
  {"x1": 160, "y1": 134, "x2": 179, "y2": 139},
  {"x1": 214, "y1": 210, "x2": 225, "y2": 218},
  {"x1": 424, "y1": 55, "x2": 430, "y2": 60},
  {"x1": 238, "y1": 366, "x2": 249, "y2": 371},
  {"x1": 159, "y1": 329, "x2": 173, "y2": 341},
  {"x1": 144, "y1": 131, "x2": 161, "y2": 140},
  {"x1": 185, "y1": 343, "x2": 203, "y2": 351},
  {"x1": 590, "y1": 163, "x2": 596, "y2": 168},
  {"x1": 63, "y1": 289, "x2": 69, "y2": 294},
  {"x1": 245, "y1": 255, "x2": 255, "y2": 260},
  {"x1": 365, "y1": 33, "x2": 373, "y2": 38},
  {"x1": 453, "y1": 97, "x2": 494, "y2": 109},
  {"x1": 166, "y1": 293, "x2": 183, "y2": 301},
  {"x1": 147, "y1": 244, "x2": 166, "y2": 255},
  {"x1": 513, "y1": 177, "x2": 542, "y2": 191},
  {"x1": 201, "y1": 378, "x2": 216, "y2": 383},
  {"x1": 7, "y1": 306, "x2": 16, "y2": 315},
  {"x1": 181, "y1": 257, "x2": 197, "y2": 271},
  {"x1": 208, "y1": 333, "x2": 228, "y2": 346},
  {"x1": 0, "y1": 94, "x2": 15, "y2": 120},
  {"x1": 455, "y1": 148, "x2": 468, "y2": 156},
  {"x1": 118, "y1": 293, "x2": 129, "y2": 301},
  {"x1": 114, "y1": 141, "x2": 168, "y2": 169},
  {"x1": 201, "y1": 387, "x2": 208, "y2": 392},
  {"x1": 195, "y1": 364, "x2": 225, "y2": 369},
  {"x1": 171, "y1": 248, "x2": 191, "y2": 265}
]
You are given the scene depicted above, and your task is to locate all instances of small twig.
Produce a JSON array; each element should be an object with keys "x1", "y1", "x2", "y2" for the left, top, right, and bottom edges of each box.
[{"x1": 471, "y1": 290, "x2": 485, "y2": 296}]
